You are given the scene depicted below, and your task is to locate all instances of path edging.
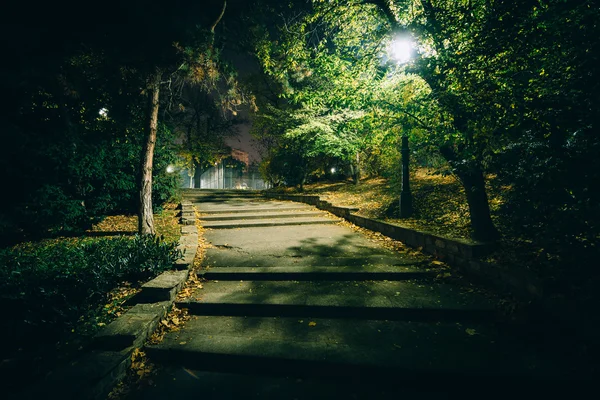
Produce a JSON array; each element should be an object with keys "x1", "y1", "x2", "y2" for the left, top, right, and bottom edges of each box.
[
  {"x1": 24, "y1": 202, "x2": 199, "y2": 400},
  {"x1": 265, "y1": 193, "x2": 544, "y2": 301}
]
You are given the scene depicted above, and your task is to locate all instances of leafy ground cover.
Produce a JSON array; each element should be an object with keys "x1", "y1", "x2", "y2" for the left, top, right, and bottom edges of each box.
[
  {"x1": 272, "y1": 169, "x2": 598, "y2": 323},
  {"x1": 0, "y1": 204, "x2": 182, "y2": 390},
  {"x1": 279, "y1": 169, "x2": 480, "y2": 240}
]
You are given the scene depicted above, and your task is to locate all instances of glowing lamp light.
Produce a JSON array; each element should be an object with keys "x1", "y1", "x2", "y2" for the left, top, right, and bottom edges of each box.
[
  {"x1": 389, "y1": 37, "x2": 414, "y2": 64},
  {"x1": 166, "y1": 165, "x2": 175, "y2": 173},
  {"x1": 330, "y1": 167, "x2": 336, "y2": 174},
  {"x1": 98, "y1": 108, "x2": 108, "y2": 117}
]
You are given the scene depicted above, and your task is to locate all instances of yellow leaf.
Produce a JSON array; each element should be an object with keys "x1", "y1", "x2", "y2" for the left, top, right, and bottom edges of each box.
[
  {"x1": 431, "y1": 260, "x2": 444, "y2": 266},
  {"x1": 308, "y1": 321, "x2": 317, "y2": 327},
  {"x1": 465, "y1": 328, "x2": 477, "y2": 336}
]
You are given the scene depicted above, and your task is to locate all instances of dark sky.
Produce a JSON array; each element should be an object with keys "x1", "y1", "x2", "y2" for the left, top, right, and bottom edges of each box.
[
  {"x1": 1, "y1": 0, "x2": 269, "y2": 161},
  {"x1": 221, "y1": 48, "x2": 263, "y2": 163},
  {"x1": 227, "y1": 123, "x2": 260, "y2": 163}
]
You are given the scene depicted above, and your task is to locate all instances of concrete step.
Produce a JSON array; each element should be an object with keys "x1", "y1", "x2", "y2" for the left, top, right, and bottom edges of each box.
[
  {"x1": 177, "y1": 280, "x2": 497, "y2": 322},
  {"x1": 201, "y1": 217, "x2": 340, "y2": 229},
  {"x1": 199, "y1": 211, "x2": 326, "y2": 221},
  {"x1": 182, "y1": 189, "x2": 264, "y2": 195},
  {"x1": 187, "y1": 197, "x2": 266, "y2": 202},
  {"x1": 203, "y1": 251, "x2": 430, "y2": 268},
  {"x1": 145, "y1": 316, "x2": 559, "y2": 383},
  {"x1": 196, "y1": 202, "x2": 305, "y2": 210},
  {"x1": 199, "y1": 266, "x2": 435, "y2": 281},
  {"x1": 182, "y1": 192, "x2": 265, "y2": 200},
  {"x1": 119, "y1": 367, "x2": 461, "y2": 399},
  {"x1": 198, "y1": 205, "x2": 313, "y2": 215}
]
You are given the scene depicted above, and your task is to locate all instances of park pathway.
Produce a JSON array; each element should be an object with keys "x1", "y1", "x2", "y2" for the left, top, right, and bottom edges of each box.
[{"x1": 134, "y1": 190, "x2": 565, "y2": 398}]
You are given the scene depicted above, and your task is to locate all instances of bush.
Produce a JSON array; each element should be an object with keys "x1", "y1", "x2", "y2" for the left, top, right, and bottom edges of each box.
[{"x1": 0, "y1": 235, "x2": 182, "y2": 334}]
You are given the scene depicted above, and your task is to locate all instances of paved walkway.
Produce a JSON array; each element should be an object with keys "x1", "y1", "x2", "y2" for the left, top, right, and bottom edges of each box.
[{"x1": 129, "y1": 190, "x2": 570, "y2": 398}]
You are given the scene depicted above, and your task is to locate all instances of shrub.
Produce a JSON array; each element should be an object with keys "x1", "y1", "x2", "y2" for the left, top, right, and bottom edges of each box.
[{"x1": 0, "y1": 235, "x2": 182, "y2": 335}]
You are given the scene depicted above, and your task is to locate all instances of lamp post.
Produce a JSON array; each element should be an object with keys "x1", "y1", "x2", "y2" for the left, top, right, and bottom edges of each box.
[
  {"x1": 388, "y1": 35, "x2": 415, "y2": 218},
  {"x1": 399, "y1": 135, "x2": 413, "y2": 218}
]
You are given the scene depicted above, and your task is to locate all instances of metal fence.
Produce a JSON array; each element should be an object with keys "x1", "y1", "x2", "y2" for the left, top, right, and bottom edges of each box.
[{"x1": 181, "y1": 163, "x2": 269, "y2": 190}]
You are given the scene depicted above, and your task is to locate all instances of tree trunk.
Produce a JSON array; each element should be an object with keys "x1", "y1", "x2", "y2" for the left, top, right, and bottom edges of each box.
[
  {"x1": 456, "y1": 167, "x2": 499, "y2": 242},
  {"x1": 350, "y1": 153, "x2": 361, "y2": 185},
  {"x1": 138, "y1": 71, "x2": 161, "y2": 235},
  {"x1": 439, "y1": 146, "x2": 499, "y2": 241}
]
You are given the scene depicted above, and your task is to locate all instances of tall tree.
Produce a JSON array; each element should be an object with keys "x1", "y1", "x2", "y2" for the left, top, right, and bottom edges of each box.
[{"x1": 98, "y1": 0, "x2": 231, "y2": 235}]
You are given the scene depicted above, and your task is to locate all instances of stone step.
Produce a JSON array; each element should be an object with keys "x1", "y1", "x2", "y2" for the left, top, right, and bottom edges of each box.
[
  {"x1": 199, "y1": 211, "x2": 326, "y2": 221},
  {"x1": 182, "y1": 189, "x2": 263, "y2": 195},
  {"x1": 198, "y1": 205, "x2": 313, "y2": 215},
  {"x1": 145, "y1": 316, "x2": 559, "y2": 382},
  {"x1": 177, "y1": 280, "x2": 497, "y2": 322},
  {"x1": 187, "y1": 197, "x2": 266, "y2": 202},
  {"x1": 199, "y1": 266, "x2": 436, "y2": 281},
  {"x1": 203, "y1": 251, "x2": 429, "y2": 268},
  {"x1": 183, "y1": 193, "x2": 264, "y2": 199},
  {"x1": 195, "y1": 200, "x2": 294, "y2": 207},
  {"x1": 200, "y1": 217, "x2": 340, "y2": 229}
]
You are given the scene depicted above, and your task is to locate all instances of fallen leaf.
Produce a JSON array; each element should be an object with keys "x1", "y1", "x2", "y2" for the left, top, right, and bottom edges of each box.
[
  {"x1": 465, "y1": 328, "x2": 478, "y2": 336},
  {"x1": 308, "y1": 321, "x2": 317, "y2": 327}
]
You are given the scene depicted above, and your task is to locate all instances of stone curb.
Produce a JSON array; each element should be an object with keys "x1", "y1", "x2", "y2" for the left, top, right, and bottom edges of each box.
[
  {"x1": 93, "y1": 301, "x2": 172, "y2": 350},
  {"x1": 180, "y1": 204, "x2": 195, "y2": 225},
  {"x1": 26, "y1": 202, "x2": 200, "y2": 400},
  {"x1": 137, "y1": 270, "x2": 190, "y2": 303},
  {"x1": 21, "y1": 348, "x2": 134, "y2": 400},
  {"x1": 265, "y1": 192, "x2": 544, "y2": 302}
]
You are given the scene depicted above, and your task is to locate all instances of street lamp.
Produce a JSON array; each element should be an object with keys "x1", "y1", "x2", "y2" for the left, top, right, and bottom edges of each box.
[
  {"x1": 388, "y1": 35, "x2": 415, "y2": 218},
  {"x1": 399, "y1": 135, "x2": 413, "y2": 218},
  {"x1": 388, "y1": 36, "x2": 414, "y2": 64}
]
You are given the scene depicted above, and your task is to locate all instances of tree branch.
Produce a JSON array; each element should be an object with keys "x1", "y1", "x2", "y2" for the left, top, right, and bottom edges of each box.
[
  {"x1": 210, "y1": 0, "x2": 227, "y2": 33},
  {"x1": 379, "y1": 100, "x2": 431, "y2": 130},
  {"x1": 360, "y1": 0, "x2": 399, "y2": 30}
]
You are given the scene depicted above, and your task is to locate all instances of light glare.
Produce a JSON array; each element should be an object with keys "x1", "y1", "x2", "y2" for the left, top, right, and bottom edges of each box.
[{"x1": 389, "y1": 38, "x2": 414, "y2": 63}]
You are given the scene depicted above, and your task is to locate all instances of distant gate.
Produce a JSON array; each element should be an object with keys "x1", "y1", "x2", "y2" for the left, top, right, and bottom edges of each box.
[{"x1": 181, "y1": 158, "x2": 269, "y2": 190}]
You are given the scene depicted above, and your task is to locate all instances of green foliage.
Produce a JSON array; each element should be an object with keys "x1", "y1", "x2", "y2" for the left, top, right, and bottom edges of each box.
[
  {"x1": 0, "y1": 235, "x2": 181, "y2": 332},
  {"x1": 0, "y1": 50, "x2": 181, "y2": 241},
  {"x1": 251, "y1": 0, "x2": 600, "y2": 241},
  {"x1": 261, "y1": 137, "x2": 313, "y2": 189}
]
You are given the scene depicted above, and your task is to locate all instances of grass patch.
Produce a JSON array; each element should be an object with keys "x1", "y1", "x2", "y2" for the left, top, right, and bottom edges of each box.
[{"x1": 87, "y1": 203, "x2": 181, "y2": 244}]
